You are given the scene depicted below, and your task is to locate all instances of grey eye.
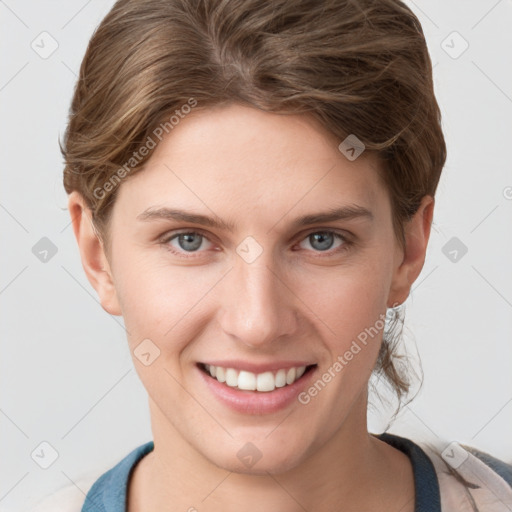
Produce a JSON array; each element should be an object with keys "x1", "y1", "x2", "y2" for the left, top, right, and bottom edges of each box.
[
  {"x1": 308, "y1": 232, "x2": 335, "y2": 251},
  {"x1": 298, "y1": 231, "x2": 347, "y2": 253},
  {"x1": 175, "y1": 233, "x2": 204, "y2": 252}
]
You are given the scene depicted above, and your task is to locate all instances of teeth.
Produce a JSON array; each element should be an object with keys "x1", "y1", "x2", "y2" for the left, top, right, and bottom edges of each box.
[
  {"x1": 216, "y1": 366, "x2": 226, "y2": 383},
  {"x1": 257, "y1": 371, "x2": 275, "y2": 392},
  {"x1": 238, "y1": 371, "x2": 256, "y2": 391},
  {"x1": 275, "y1": 369, "x2": 287, "y2": 388},
  {"x1": 225, "y1": 368, "x2": 238, "y2": 387},
  {"x1": 203, "y1": 364, "x2": 308, "y2": 392},
  {"x1": 286, "y1": 367, "x2": 296, "y2": 385}
]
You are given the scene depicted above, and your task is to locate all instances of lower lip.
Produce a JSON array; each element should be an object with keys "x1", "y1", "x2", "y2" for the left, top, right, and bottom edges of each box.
[{"x1": 197, "y1": 364, "x2": 317, "y2": 415}]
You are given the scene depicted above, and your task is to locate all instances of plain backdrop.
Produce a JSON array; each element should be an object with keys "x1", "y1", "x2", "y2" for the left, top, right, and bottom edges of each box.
[{"x1": 1, "y1": 0, "x2": 511, "y2": 510}]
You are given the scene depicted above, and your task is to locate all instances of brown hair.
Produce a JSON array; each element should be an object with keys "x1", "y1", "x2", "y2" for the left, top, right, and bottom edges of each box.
[{"x1": 61, "y1": 0, "x2": 446, "y2": 416}]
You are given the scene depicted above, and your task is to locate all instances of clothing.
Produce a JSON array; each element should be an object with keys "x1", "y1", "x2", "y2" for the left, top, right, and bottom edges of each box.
[{"x1": 28, "y1": 433, "x2": 512, "y2": 512}]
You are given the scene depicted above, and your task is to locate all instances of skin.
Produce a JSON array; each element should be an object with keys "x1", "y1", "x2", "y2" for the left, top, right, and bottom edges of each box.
[{"x1": 69, "y1": 103, "x2": 434, "y2": 512}]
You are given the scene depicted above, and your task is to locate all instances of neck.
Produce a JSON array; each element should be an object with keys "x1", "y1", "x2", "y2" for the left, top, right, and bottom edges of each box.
[{"x1": 128, "y1": 394, "x2": 414, "y2": 512}]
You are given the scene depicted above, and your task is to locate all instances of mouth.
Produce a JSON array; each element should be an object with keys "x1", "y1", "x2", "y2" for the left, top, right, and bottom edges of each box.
[{"x1": 197, "y1": 362, "x2": 317, "y2": 392}]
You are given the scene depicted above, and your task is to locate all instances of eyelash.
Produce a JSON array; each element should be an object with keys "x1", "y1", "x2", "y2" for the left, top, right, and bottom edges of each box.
[{"x1": 159, "y1": 229, "x2": 353, "y2": 259}]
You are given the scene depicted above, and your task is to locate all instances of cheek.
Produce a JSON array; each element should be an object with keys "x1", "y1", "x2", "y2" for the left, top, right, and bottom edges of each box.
[
  {"x1": 113, "y1": 260, "x2": 220, "y2": 396},
  {"x1": 293, "y1": 260, "x2": 390, "y2": 340},
  {"x1": 113, "y1": 255, "x2": 221, "y2": 348}
]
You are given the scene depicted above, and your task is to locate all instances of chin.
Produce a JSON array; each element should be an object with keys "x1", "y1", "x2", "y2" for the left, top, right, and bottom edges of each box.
[
  {"x1": 202, "y1": 436, "x2": 311, "y2": 476},
  {"x1": 220, "y1": 453, "x2": 304, "y2": 476}
]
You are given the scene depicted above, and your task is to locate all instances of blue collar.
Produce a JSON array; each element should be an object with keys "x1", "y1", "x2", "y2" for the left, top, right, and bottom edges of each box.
[{"x1": 376, "y1": 432, "x2": 441, "y2": 512}]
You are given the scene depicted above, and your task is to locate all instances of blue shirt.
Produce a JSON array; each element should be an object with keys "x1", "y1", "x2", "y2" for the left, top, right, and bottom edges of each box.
[{"x1": 81, "y1": 432, "x2": 511, "y2": 512}]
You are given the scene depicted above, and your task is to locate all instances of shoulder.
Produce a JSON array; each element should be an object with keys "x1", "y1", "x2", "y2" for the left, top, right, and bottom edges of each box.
[
  {"x1": 28, "y1": 441, "x2": 155, "y2": 512},
  {"x1": 416, "y1": 438, "x2": 512, "y2": 511},
  {"x1": 25, "y1": 472, "x2": 99, "y2": 512}
]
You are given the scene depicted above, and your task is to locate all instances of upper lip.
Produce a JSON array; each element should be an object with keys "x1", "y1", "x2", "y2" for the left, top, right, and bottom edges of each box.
[{"x1": 199, "y1": 360, "x2": 316, "y2": 373}]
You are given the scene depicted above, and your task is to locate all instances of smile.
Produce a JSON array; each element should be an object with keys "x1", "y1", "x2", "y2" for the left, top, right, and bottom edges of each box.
[
  {"x1": 199, "y1": 363, "x2": 316, "y2": 392},
  {"x1": 197, "y1": 360, "x2": 318, "y2": 414}
]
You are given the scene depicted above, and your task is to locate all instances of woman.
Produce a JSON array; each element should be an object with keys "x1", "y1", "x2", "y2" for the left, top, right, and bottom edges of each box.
[{"x1": 34, "y1": 0, "x2": 512, "y2": 510}]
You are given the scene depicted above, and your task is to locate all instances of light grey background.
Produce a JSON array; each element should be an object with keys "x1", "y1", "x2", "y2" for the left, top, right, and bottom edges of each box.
[{"x1": 1, "y1": 1, "x2": 511, "y2": 510}]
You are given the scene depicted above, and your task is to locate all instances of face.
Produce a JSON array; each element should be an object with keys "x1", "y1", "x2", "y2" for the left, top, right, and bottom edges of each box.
[{"x1": 78, "y1": 103, "x2": 425, "y2": 475}]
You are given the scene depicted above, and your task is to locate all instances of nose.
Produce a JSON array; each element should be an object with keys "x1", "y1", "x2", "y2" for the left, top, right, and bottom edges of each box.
[{"x1": 219, "y1": 251, "x2": 298, "y2": 349}]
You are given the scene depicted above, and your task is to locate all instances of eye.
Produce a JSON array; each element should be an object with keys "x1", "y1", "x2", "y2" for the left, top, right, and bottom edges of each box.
[
  {"x1": 161, "y1": 230, "x2": 214, "y2": 256},
  {"x1": 297, "y1": 230, "x2": 351, "y2": 255}
]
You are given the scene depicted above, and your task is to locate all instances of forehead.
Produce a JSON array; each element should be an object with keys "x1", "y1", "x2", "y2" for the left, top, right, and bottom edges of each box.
[{"x1": 114, "y1": 103, "x2": 387, "y2": 222}]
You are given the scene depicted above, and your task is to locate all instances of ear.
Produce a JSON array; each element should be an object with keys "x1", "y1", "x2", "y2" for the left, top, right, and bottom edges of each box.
[
  {"x1": 67, "y1": 191, "x2": 122, "y2": 316},
  {"x1": 387, "y1": 195, "x2": 435, "y2": 308}
]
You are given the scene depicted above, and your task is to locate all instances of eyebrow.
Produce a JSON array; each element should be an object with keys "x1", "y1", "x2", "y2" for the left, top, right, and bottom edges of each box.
[{"x1": 136, "y1": 204, "x2": 374, "y2": 232}]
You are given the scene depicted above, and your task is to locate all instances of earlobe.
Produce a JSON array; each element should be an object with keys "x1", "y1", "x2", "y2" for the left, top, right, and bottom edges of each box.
[
  {"x1": 387, "y1": 195, "x2": 435, "y2": 308},
  {"x1": 67, "y1": 191, "x2": 122, "y2": 316}
]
